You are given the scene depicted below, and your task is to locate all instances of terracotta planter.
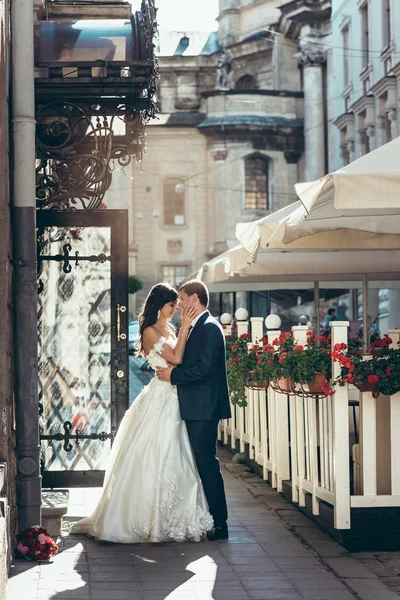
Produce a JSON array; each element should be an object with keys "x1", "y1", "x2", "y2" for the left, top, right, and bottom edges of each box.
[
  {"x1": 248, "y1": 370, "x2": 269, "y2": 390},
  {"x1": 249, "y1": 380, "x2": 269, "y2": 390},
  {"x1": 307, "y1": 372, "x2": 327, "y2": 394},
  {"x1": 277, "y1": 377, "x2": 292, "y2": 393},
  {"x1": 357, "y1": 382, "x2": 380, "y2": 395}
]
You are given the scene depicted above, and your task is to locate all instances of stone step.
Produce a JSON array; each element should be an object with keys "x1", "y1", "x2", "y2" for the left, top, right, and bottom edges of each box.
[{"x1": 41, "y1": 489, "x2": 69, "y2": 537}]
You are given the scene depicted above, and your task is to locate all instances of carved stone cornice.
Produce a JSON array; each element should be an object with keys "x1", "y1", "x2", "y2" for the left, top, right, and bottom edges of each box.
[
  {"x1": 279, "y1": 0, "x2": 332, "y2": 25},
  {"x1": 333, "y1": 112, "x2": 355, "y2": 131},
  {"x1": 210, "y1": 144, "x2": 228, "y2": 163},
  {"x1": 297, "y1": 45, "x2": 327, "y2": 67},
  {"x1": 370, "y1": 76, "x2": 397, "y2": 99},
  {"x1": 351, "y1": 95, "x2": 375, "y2": 116}
]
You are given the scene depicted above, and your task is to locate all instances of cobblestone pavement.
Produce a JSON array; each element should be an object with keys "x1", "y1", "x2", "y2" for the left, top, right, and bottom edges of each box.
[{"x1": 7, "y1": 449, "x2": 400, "y2": 600}]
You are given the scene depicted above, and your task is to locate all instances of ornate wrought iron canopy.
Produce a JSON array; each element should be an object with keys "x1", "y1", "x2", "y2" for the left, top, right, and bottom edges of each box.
[{"x1": 34, "y1": 0, "x2": 158, "y2": 210}]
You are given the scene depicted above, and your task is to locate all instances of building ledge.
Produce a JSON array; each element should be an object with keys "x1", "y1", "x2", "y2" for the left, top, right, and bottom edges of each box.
[
  {"x1": 201, "y1": 89, "x2": 304, "y2": 99},
  {"x1": 149, "y1": 112, "x2": 206, "y2": 127},
  {"x1": 197, "y1": 115, "x2": 303, "y2": 129},
  {"x1": 45, "y1": 1, "x2": 132, "y2": 19}
]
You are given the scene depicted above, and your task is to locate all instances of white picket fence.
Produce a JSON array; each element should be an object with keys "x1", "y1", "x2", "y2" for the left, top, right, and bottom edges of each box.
[{"x1": 219, "y1": 318, "x2": 400, "y2": 530}]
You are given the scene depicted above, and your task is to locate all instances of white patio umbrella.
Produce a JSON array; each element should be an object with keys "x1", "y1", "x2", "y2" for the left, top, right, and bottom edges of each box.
[
  {"x1": 296, "y1": 136, "x2": 400, "y2": 212},
  {"x1": 237, "y1": 137, "x2": 400, "y2": 260},
  {"x1": 200, "y1": 241, "x2": 400, "y2": 342}
]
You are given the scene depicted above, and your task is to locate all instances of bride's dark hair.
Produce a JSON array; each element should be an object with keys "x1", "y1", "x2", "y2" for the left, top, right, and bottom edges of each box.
[{"x1": 136, "y1": 282, "x2": 178, "y2": 355}]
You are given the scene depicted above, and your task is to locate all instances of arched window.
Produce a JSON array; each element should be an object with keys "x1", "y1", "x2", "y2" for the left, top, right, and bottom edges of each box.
[
  {"x1": 244, "y1": 155, "x2": 269, "y2": 210},
  {"x1": 235, "y1": 74, "x2": 257, "y2": 90},
  {"x1": 163, "y1": 177, "x2": 185, "y2": 226}
]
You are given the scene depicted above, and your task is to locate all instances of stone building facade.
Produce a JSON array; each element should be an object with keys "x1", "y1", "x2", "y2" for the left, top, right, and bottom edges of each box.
[
  {"x1": 329, "y1": 0, "x2": 400, "y2": 170},
  {"x1": 131, "y1": 0, "x2": 325, "y2": 309},
  {"x1": 329, "y1": 0, "x2": 400, "y2": 331}
]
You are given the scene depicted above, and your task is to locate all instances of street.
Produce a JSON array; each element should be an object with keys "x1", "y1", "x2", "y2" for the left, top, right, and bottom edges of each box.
[{"x1": 7, "y1": 449, "x2": 400, "y2": 600}]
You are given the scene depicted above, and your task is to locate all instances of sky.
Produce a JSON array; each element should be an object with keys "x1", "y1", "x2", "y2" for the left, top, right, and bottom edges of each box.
[{"x1": 130, "y1": 0, "x2": 219, "y2": 32}]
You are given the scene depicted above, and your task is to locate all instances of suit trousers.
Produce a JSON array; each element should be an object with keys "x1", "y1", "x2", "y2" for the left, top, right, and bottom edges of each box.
[{"x1": 185, "y1": 419, "x2": 228, "y2": 529}]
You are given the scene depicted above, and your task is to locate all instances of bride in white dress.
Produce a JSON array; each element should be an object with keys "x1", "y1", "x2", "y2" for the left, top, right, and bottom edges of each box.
[{"x1": 70, "y1": 283, "x2": 214, "y2": 543}]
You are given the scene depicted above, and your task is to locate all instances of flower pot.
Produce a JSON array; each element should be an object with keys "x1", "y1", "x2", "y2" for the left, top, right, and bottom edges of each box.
[
  {"x1": 357, "y1": 382, "x2": 379, "y2": 395},
  {"x1": 249, "y1": 380, "x2": 269, "y2": 390},
  {"x1": 308, "y1": 372, "x2": 327, "y2": 394},
  {"x1": 278, "y1": 377, "x2": 292, "y2": 393},
  {"x1": 248, "y1": 370, "x2": 269, "y2": 390},
  {"x1": 371, "y1": 348, "x2": 385, "y2": 356}
]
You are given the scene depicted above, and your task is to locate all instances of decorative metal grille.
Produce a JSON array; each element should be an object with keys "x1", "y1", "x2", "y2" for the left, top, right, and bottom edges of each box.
[
  {"x1": 35, "y1": 0, "x2": 159, "y2": 211},
  {"x1": 38, "y1": 227, "x2": 113, "y2": 472}
]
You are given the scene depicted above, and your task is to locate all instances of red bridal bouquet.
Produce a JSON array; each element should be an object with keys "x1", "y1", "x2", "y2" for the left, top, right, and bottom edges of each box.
[{"x1": 16, "y1": 525, "x2": 58, "y2": 561}]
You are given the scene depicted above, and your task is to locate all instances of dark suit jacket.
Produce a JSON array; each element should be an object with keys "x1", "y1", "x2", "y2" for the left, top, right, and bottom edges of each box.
[{"x1": 170, "y1": 311, "x2": 231, "y2": 421}]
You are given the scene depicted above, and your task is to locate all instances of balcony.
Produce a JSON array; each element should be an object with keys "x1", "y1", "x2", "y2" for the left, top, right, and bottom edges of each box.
[{"x1": 200, "y1": 89, "x2": 303, "y2": 131}]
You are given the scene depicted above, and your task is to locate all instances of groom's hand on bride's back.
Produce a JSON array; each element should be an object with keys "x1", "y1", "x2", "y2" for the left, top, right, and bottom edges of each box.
[{"x1": 156, "y1": 366, "x2": 174, "y2": 382}]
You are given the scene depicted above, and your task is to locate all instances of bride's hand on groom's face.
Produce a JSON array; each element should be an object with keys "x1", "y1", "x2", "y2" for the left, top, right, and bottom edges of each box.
[{"x1": 181, "y1": 306, "x2": 197, "y2": 329}]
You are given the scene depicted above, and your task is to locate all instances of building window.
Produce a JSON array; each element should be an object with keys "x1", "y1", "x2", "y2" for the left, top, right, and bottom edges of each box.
[
  {"x1": 163, "y1": 177, "x2": 185, "y2": 226},
  {"x1": 383, "y1": 0, "x2": 391, "y2": 48},
  {"x1": 244, "y1": 155, "x2": 269, "y2": 210},
  {"x1": 235, "y1": 75, "x2": 257, "y2": 90},
  {"x1": 342, "y1": 26, "x2": 350, "y2": 87},
  {"x1": 161, "y1": 265, "x2": 188, "y2": 287},
  {"x1": 360, "y1": 3, "x2": 369, "y2": 69}
]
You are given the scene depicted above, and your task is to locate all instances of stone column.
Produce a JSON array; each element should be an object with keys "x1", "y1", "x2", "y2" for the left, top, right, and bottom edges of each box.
[
  {"x1": 210, "y1": 144, "x2": 228, "y2": 254},
  {"x1": 387, "y1": 107, "x2": 397, "y2": 140},
  {"x1": 377, "y1": 115, "x2": 386, "y2": 147},
  {"x1": 365, "y1": 123, "x2": 375, "y2": 151},
  {"x1": 357, "y1": 127, "x2": 367, "y2": 156},
  {"x1": 298, "y1": 45, "x2": 326, "y2": 181},
  {"x1": 346, "y1": 139, "x2": 355, "y2": 163}
]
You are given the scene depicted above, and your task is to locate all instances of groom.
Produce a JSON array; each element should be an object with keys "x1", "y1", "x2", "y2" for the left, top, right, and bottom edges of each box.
[{"x1": 156, "y1": 280, "x2": 231, "y2": 540}]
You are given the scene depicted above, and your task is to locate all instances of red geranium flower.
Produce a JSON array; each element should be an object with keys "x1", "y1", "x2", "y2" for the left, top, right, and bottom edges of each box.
[{"x1": 368, "y1": 374, "x2": 379, "y2": 384}]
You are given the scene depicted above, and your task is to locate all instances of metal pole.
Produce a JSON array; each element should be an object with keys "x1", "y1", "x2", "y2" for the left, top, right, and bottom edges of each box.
[
  {"x1": 363, "y1": 274, "x2": 369, "y2": 350},
  {"x1": 11, "y1": 0, "x2": 41, "y2": 530},
  {"x1": 314, "y1": 281, "x2": 320, "y2": 338}
]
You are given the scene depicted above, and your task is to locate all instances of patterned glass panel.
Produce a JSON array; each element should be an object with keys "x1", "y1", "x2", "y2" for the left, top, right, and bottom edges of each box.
[{"x1": 38, "y1": 227, "x2": 112, "y2": 471}]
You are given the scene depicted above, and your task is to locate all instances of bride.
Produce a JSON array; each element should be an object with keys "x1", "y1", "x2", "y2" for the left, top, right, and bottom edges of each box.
[{"x1": 70, "y1": 283, "x2": 214, "y2": 543}]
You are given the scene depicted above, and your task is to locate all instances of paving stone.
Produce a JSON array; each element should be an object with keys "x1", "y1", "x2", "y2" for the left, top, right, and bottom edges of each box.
[
  {"x1": 7, "y1": 465, "x2": 399, "y2": 600},
  {"x1": 246, "y1": 591, "x2": 302, "y2": 600},
  {"x1": 344, "y1": 578, "x2": 400, "y2": 600},
  {"x1": 324, "y1": 557, "x2": 379, "y2": 579},
  {"x1": 297, "y1": 591, "x2": 355, "y2": 600}
]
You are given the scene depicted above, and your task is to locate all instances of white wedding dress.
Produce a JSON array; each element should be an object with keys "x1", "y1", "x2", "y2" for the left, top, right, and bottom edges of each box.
[{"x1": 70, "y1": 336, "x2": 213, "y2": 543}]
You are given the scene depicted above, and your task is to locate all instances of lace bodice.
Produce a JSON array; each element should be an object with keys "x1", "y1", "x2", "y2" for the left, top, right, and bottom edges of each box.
[{"x1": 147, "y1": 336, "x2": 177, "y2": 371}]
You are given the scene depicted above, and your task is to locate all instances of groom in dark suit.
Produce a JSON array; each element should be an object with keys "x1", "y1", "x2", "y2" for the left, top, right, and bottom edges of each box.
[{"x1": 156, "y1": 280, "x2": 231, "y2": 540}]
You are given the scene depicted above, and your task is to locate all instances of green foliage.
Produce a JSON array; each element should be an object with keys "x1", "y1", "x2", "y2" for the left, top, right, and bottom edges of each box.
[
  {"x1": 334, "y1": 340, "x2": 400, "y2": 396},
  {"x1": 226, "y1": 334, "x2": 255, "y2": 407},
  {"x1": 128, "y1": 274, "x2": 143, "y2": 295}
]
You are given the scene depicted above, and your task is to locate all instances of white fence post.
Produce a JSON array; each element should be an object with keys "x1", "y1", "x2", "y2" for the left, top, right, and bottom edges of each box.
[
  {"x1": 331, "y1": 321, "x2": 351, "y2": 529},
  {"x1": 266, "y1": 328, "x2": 281, "y2": 489},
  {"x1": 237, "y1": 319, "x2": 249, "y2": 338},
  {"x1": 291, "y1": 325, "x2": 308, "y2": 346},
  {"x1": 250, "y1": 317, "x2": 264, "y2": 344},
  {"x1": 389, "y1": 330, "x2": 400, "y2": 495}
]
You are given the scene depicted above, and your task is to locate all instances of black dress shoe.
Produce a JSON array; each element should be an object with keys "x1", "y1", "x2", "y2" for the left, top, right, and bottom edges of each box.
[{"x1": 206, "y1": 525, "x2": 229, "y2": 541}]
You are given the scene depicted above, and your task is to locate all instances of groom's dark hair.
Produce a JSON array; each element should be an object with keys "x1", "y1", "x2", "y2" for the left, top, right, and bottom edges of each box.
[{"x1": 180, "y1": 280, "x2": 209, "y2": 308}]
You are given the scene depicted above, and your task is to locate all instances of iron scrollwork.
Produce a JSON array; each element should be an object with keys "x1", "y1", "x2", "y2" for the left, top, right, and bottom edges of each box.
[
  {"x1": 39, "y1": 242, "x2": 111, "y2": 274},
  {"x1": 40, "y1": 421, "x2": 114, "y2": 453},
  {"x1": 35, "y1": 0, "x2": 159, "y2": 212},
  {"x1": 35, "y1": 103, "x2": 149, "y2": 210}
]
